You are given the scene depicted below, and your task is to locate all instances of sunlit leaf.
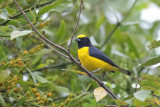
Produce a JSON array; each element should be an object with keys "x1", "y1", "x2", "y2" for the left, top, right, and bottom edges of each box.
[
  {"x1": 0, "y1": 9, "x2": 9, "y2": 19},
  {"x1": 93, "y1": 87, "x2": 107, "y2": 102},
  {"x1": 134, "y1": 90, "x2": 151, "y2": 101},
  {"x1": 56, "y1": 20, "x2": 66, "y2": 42},
  {"x1": 11, "y1": 30, "x2": 32, "y2": 40}
]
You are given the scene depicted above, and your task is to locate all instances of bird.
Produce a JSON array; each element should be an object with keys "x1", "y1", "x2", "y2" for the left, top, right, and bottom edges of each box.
[{"x1": 75, "y1": 34, "x2": 131, "y2": 76}]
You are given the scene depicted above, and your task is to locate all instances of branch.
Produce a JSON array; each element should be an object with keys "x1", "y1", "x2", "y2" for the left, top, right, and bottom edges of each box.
[
  {"x1": 68, "y1": 0, "x2": 83, "y2": 53},
  {"x1": 32, "y1": 33, "x2": 70, "y2": 59},
  {"x1": 13, "y1": 0, "x2": 118, "y2": 100},
  {"x1": 0, "y1": 0, "x2": 55, "y2": 26},
  {"x1": 101, "y1": 0, "x2": 137, "y2": 47}
]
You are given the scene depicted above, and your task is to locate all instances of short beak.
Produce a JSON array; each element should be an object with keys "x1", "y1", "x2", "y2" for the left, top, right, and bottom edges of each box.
[{"x1": 75, "y1": 38, "x2": 80, "y2": 42}]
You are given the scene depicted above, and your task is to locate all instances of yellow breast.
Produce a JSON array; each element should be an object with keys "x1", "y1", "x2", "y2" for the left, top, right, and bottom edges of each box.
[{"x1": 78, "y1": 47, "x2": 118, "y2": 73}]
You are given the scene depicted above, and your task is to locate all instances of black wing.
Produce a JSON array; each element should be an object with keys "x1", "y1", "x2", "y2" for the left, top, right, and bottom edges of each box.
[{"x1": 89, "y1": 46, "x2": 118, "y2": 67}]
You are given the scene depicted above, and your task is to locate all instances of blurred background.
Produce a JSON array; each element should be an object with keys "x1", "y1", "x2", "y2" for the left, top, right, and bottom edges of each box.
[{"x1": 0, "y1": 0, "x2": 160, "y2": 106}]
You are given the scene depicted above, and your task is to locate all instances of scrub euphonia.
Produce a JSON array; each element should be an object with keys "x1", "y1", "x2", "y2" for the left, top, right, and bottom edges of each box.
[{"x1": 75, "y1": 35, "x2": 131, "y2": 76}]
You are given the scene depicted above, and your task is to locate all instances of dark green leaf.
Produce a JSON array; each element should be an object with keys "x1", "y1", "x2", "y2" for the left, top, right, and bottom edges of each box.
[
  {"x1": 139, "y1": 56, "x2": 160, "y2": 67},
  {"x1": 38, "y1": 0, "x2": 62, "y2": 16},
  {"x1": 56, "y1": 20, "x2": 66, "y2": 42},
  {"x1": 0, "y1": 47, "x2": 5, "y2": 59},
  {"x1": 31, "y1": 55, "x2": 42, "y2": 65},
  {"x1": 15, "y1": 97, "x2": 26, "y2": 107},
  {"x1": 126, "y1": 35, "x2": 140, "y2": 59}
]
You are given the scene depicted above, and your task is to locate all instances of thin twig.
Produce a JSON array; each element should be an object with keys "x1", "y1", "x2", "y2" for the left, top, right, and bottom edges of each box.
[
  {"x1": 33, "y1": 33, "x2": 70, "y2": 59},
  {"x1": 135, "y1": 76, "x2": 140, "y2": 92},
  {"x1": 101, "y1": 0, "x2": 137, "y2": 47},
  {"x1": 13, "y1": 0, "x2": 69, "y2": 59},
  {"x1": 13, "y1": 0, "x2": 118, "y2": 100},
  {"x1": 68, "y1": 0, "x2": 83, "y2": 53},
  {"x1": 0, "y1": 0, "x2": 54, "y2": 26}
]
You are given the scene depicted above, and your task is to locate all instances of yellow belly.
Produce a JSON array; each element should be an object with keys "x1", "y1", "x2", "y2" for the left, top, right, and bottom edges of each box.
[{"x1": 78, "y1": 47, "x2": 118, "y2": 73}]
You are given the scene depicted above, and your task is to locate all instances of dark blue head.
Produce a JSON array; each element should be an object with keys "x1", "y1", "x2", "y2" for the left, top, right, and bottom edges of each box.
[{"x1": 75, "y1": 35, "x2": 92, "y2": 49}]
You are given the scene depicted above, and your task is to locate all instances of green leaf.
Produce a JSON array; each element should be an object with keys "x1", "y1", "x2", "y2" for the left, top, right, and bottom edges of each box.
[
  {"x1": 50, "y1": 4, "x2": 71, "y2": 12},
  {"x1": 139, "y1": 56, "x2": 160, "y2": 67},
  {"x1": 31, "y1": 55, "x2": 42, "y2": 65},
  {"x1": 115, "y1": 99, "x2": 127, "y2": 106},
  {"x1": 55, "y1": 86, "x2": 70, "y2": 93},
  {"x1": 0, "y1": 93, "x2": 6, "y2": 107},
  {"x1": 35, "y1": 49, "x2": 52, "y2": 56},
  {"x1": 33, "y1": 73, "x2": 49, "y2": 83},
  {"x1": 0, "y1": 9, "x2": 9, "y2": 19},
  {"x1": 16, "y1": 37, "x2": 22, "y2": 49},
  {"x1": 0, "y1": 26, "x2": 10, "y2": 36},
  {"x1": 46, "y1": 59, "x2": 54, "y2": 65},
  {"x1": 15, "y1": 97, "x2": 26, "y2": 107},
  {"x1": 17, "y1": 80, "x2": 34, "y2": 85},
  {"x1": 26, "y1": 67, "x2": 37, "y2": 85},
  {"x1": 56, "y1": 20, "x2": 66, "y2": 42},
  {"x1": 134, "y1": 90, "x2": 151, "y2": 101},
  {"x1": 148, "y1": 40, "x2": 160, "y2": 50},
  {"x1": 0, "y1": 47, "x2": 5, "y2": 59},
  {"x1": 125, "y1": 35, "x2": 140, "y2": 59},
  {"x1": 9, "y1": 88, "x2": 15, "y2": 96},
  {"x1": 0, "y1": 70, "x2": 9, "y2": 82},
  {"x1": 38, "y1": 0, "x2": 62, "y2": 16},
  {"x1": 36, "y1": 64, "x2": 46, "y2": 69},
  {"x1": 11, "y1": 30, "x2": 32, "y2": 40},
  {"x1": 5, "y1": 6, "x2": 16, "y2": 15},
  {"x1": 95, "y1": 16, "x2": 104, "y2": 29}
]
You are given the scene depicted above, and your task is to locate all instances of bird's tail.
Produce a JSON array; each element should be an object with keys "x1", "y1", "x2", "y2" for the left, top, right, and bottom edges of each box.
[{"x1": 118, "y1": 67, "x2": 131, "y2": 76}]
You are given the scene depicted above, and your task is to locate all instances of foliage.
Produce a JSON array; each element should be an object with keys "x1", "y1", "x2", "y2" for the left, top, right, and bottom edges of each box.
[{"x1": 0, "y1": 0, "x2": 160, "y2": 106}]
